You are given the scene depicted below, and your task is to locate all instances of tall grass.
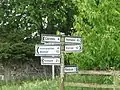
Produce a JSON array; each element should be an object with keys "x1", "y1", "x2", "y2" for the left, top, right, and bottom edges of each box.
[
  {"x1": 0, "y1": 79, "x2": 59, "y2": 90},
  {"x1": 0, "y1": 75, "x2": 114, "y2": 90},
  {"x1": 65, "y1": 74, "x2": 113, "y2": 84}
]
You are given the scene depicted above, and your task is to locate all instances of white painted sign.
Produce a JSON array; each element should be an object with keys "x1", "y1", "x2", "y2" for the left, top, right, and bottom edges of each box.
[
  {"x1": 35, "y1": 45, "x2": 60, "y2": 56},
  {"x1": 64, "y1": 66, "x2": 78, "y2": 73},
  {"x1": 41, "y1": 57, "x2": 60, "y2": 65},
  {"x1": 41, "y1": 34, "x2": 61, "y2": 43},
  {"x1": 65, "y1": 37, "x2": 81, "y2": 44},
  {"x1": 65, "y1": 45, "x2": 82, "y2": 52}
]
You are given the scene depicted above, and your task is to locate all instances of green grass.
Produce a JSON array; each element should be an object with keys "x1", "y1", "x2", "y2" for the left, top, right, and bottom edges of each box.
[
  {"x1": 0, "y1": 75, "x2": 114, "y2": 90},
  {"x1": 64, "y1": 74, "x2": 113, "y2": 84},
  {"x1": 0, "y1": 79, "x2": 59, "y2": 90}
]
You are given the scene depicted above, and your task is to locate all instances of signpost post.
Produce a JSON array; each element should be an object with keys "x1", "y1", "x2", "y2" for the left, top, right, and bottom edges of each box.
[
  {"x1": 60, "y1": 33, "x2": 65, "y2": 90},
  {"x1": 52, "y1": 65, "x2": 55, "y2": 79}
]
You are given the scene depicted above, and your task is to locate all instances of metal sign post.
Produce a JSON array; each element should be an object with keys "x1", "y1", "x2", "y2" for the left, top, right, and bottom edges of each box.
[
  {"x1": 52, "y1": 65, "x2": 55, "y2": 80},
  {"x1": 60, "y1": 52, "x2": 64, "y2": 90}
]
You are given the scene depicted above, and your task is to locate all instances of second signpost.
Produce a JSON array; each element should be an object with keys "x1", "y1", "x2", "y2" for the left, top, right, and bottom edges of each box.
[{"x1": 35, "y1": 33, "x2": 82, "y2": 90}]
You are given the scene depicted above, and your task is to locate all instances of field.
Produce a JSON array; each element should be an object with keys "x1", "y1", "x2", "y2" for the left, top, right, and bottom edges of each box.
[{"x1": 0, "y1": 74, "x2": 114, "y2": 90}]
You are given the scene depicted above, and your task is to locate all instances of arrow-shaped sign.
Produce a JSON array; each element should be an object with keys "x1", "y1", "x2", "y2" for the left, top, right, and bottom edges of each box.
[
  {"x1": 65, "y1": 37, "x2": 81, "y2": 44},
  {"x1": 35, "y1": 45, "x2": 61, "y2": 56},
  {"x1": 41, "y1": 34, "x2": 61, "y2": 43},
  {"x1": 41, "y1": 57, "x2": 60, "y2": 65},
  {"x1": 65, "y1": 45, "x2": 82, "y2": 52},
  {"x1": 64, "y1": 66, "x2": 78, "y2": 73}
]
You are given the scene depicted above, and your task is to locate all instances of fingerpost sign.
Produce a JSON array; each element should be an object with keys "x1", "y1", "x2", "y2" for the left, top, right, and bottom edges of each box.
[{"x1": 35, "y1": 33, "x2": 83, "y2": 90}]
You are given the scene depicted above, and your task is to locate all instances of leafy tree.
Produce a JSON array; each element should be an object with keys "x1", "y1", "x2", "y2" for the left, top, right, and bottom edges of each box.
[
  {"x1": 69, "y1": 0, "x2": 120, "y2": 70},
  {"x1": 0, "y1": 43, "x2": 35, "y2": 65},
  {"x1": 0, "y1": 0, "x2": 78, "y2": 43},
  {"x1": 0, "y1": 0, "x2": 78, "y2": 65}
]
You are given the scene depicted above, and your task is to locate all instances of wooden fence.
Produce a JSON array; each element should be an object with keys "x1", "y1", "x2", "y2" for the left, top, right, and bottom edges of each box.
[{"x1": 64, "y1": 70, "x2": 120, "y2": 89}]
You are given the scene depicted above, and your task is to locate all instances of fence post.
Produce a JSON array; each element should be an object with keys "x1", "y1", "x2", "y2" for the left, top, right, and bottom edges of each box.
[
  {"x1": 113, "y1": 70, "x2": 120, "y2": 90},
  {"x1": 113, "y1": 70, "x2": 116, "y2": 90}
]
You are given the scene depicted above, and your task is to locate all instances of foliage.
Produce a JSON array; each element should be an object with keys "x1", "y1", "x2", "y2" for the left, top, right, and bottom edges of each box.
[
  {"x1": 0, "y1": 43, "x2": 35, "y2": 64},
  {"x1": 0, "y1": 0, "x2": 77, "y2": 64},
  {"x1": 67, "y1": 0, "x2": 120, "y2": 70},
  {"x1": 0, "y1": 79, "x2": 59, "y2": 90},
  {"x1": 0, "y1": 0, "x2": 78, "y2": 43}
]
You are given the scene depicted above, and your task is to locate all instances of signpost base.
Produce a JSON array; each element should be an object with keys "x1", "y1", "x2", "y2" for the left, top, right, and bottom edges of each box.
[{"x1": 60, "y1": 76, "x2": 64, "y2": 90}]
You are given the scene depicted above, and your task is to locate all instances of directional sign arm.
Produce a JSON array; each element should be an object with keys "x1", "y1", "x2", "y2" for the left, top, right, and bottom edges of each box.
[{"x1": 35, "y1": 45, "x2": 61, "y2": 56}]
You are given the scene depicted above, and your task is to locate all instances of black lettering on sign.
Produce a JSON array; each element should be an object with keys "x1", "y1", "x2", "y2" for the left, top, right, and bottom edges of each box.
[
  {"x1": 56, "y1": 59, "x2": 59, "y2": 62},
  {"x1": 40, "y1": 48, "x2": 54, "y2": 50},
  {"x1": 40, "y1": 51, "x2": 48, "y2": 53},
  {"x1": 44, "y1": 60, "x2": 53, "y2": 62},
  {"x1": 57, "y1": 47, "x2": 60, "y2": 49},
  {"x1": 56, "y1": 50, "x2": 60, "y2": 53},
  {"x1": 45, "y1": 37, "x2": 55, "y2": 40},
  {"x1": 77, "y1": 39, "x2": 80, "y2": 41},
  {"x1": 42, "y1": 59, "x2": 44, "y2": 62},
  {"x1": 76, "y1": 46, "x2": 79, "y2": 49},
  {"x1": 66, "y1": 47, "x2": 74, "y2": 49},
  {"x1": 65, "y1": 68, "x2": 74, "y2": 71},
  {"x1": 37, "y1": 47, "x2": 39, "y2": 54},
  {"x1": 43, "y1": 37, "x2": 45, "y2": 40},
  {"x1": 66, "y1": 38, "x2": 75, "y2": 41}
]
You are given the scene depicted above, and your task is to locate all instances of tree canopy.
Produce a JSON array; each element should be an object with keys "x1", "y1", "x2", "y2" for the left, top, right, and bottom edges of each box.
[
  {"x1": 68, "y1": 0, "x2": 120, "y2": 70},
  {"x1": 0, "y1": 0, "x2": 78, "y2": 65},
  {"x1": 0, "y1": 0, "x2": 78, "y2": 43}
]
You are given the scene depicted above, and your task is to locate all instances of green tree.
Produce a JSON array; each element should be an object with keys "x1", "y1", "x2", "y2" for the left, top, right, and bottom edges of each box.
[
  {"x1": 0, "y1": 0, "x2": 78, "y2": 43},
  {"x1": 69, "y1": 0, "x2": 120, "y2": 70},
  {"x1": 0, "y1": 0, "x2": 78, "y2": 65}
]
